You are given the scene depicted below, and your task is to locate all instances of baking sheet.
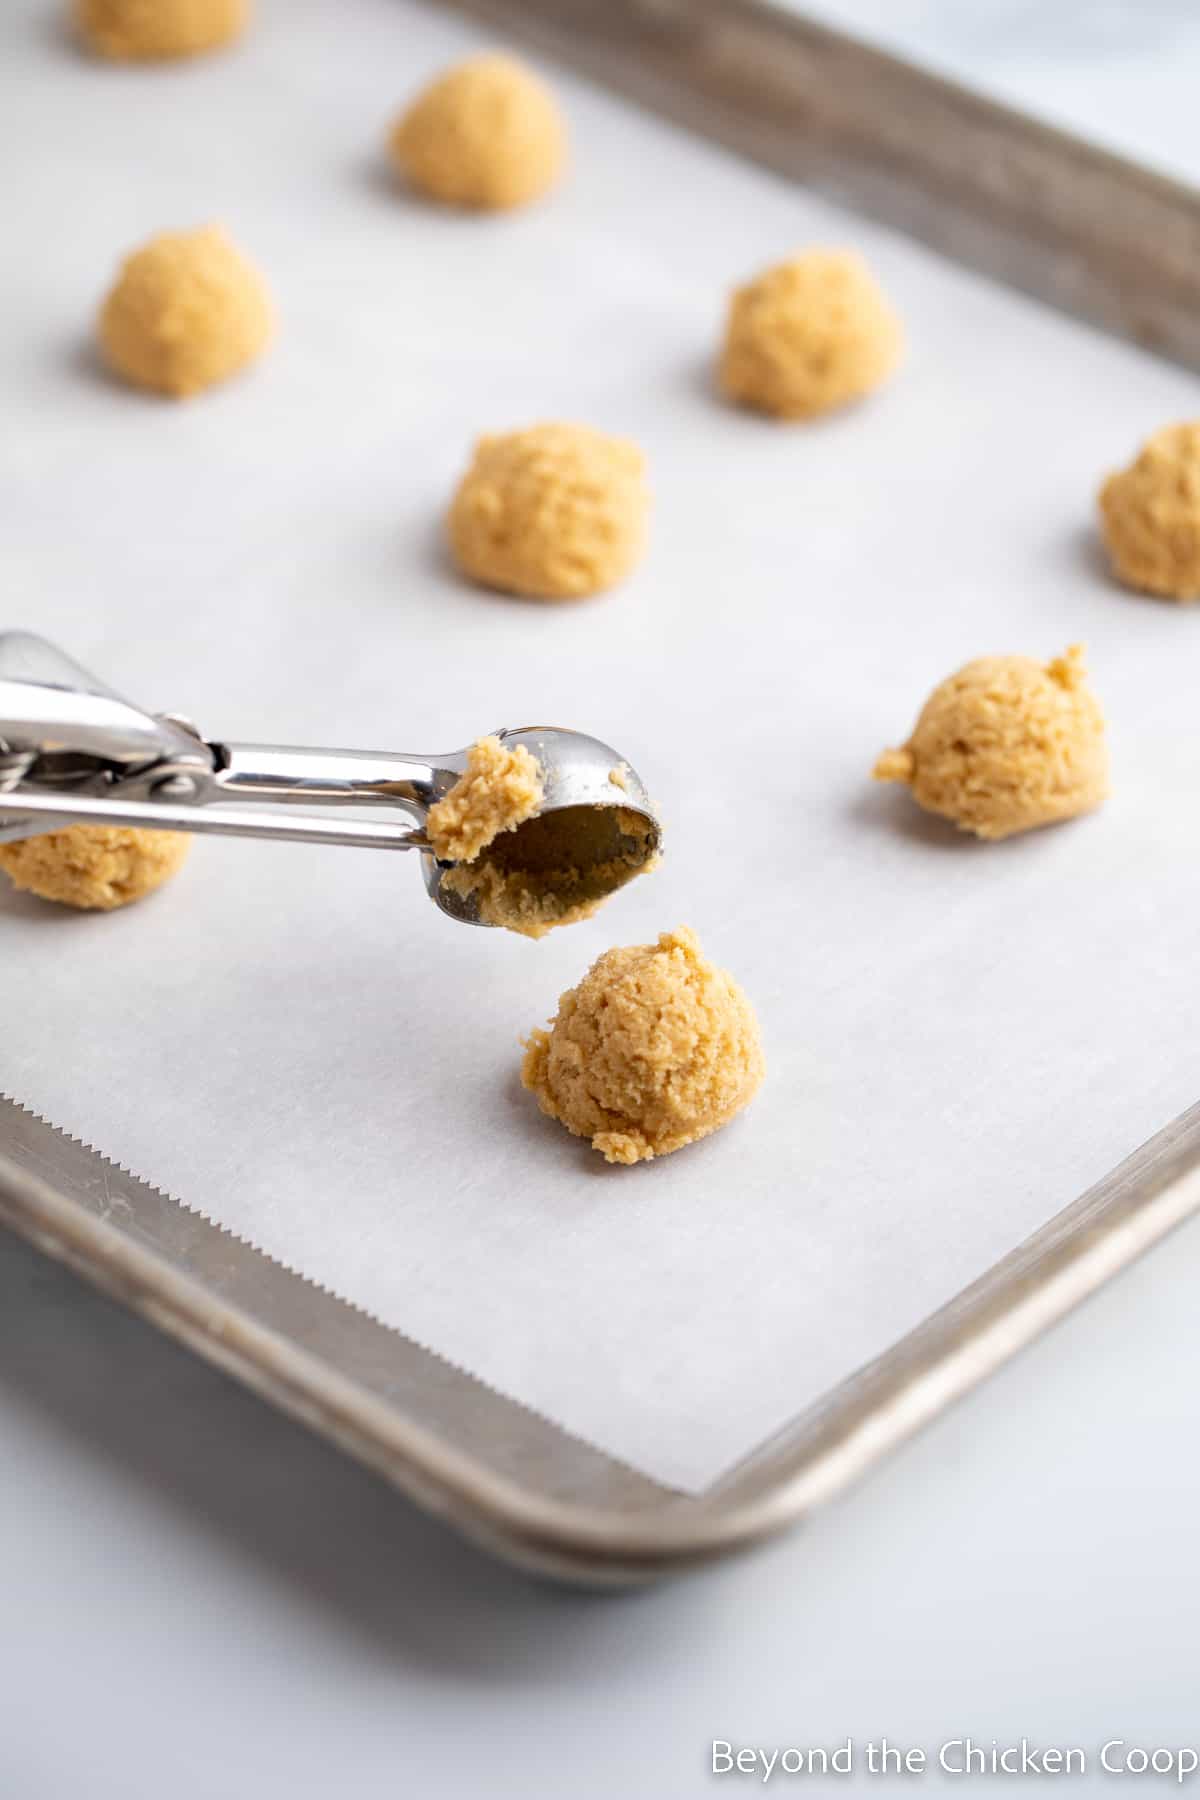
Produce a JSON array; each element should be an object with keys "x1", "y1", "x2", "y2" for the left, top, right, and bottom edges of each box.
[{"x1": 4, "y1": 0, "x2": 1200, "y2": 1494}]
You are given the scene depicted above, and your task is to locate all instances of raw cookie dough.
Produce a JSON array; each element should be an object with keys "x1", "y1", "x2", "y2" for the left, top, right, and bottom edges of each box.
[
  {"x1": 522, "y1": 927, "x2": 764, "y2": 1164},
  {"x1": 719, "y1": 248, "x2": 902, "y2": 420},
  {"x1": 389, "y1": 53, "x2": 567, "y2": 211},
  {"x1": 873, "y1": 644, "x2": 1108, "y2": 840},
  {"x1": 442, "y1": 805, "x2": 657, "y2": 938},
  {"x1": 448, "y1": 423, "x2": 649, "y2": 600},
  {"x1": 74, "y1": 0, "x2": 248, "y2": 59},
  {"x1": 426, "y1": 735, "x2": 543, "y2": 864},
  {"x1": 1099, "y1": 421, "x2": 1200, "y2": 600},
  {"x1": 98, "y1": 225, "x2": 273, "y2": 399},
  {"x1": 0, "y1": 825, "x2": 190, "y2": 910}
]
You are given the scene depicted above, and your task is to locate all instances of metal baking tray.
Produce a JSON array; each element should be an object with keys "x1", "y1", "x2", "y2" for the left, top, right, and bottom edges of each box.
[{"x1": 6, "y1": 0, "x2": 1200, "y2": 1585}]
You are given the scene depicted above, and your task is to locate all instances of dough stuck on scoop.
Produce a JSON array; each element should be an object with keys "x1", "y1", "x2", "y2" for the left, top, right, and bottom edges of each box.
[
  {"x1": 388, "y1": 53, "x2": 567, "y2": 212},
  {"x1": 1099, "y1": 421, "x2": 1200, "y2": 601},
  {"x1": 441, "y1": 805, "x2": 657, "y2": 938},
  {"x1": 448, "y1": 422, "x2": 649, "y2": 600},
  {"x1": 873, "y1": 644, "x2": 1108, "y2": 840},
  {"x1": 521, "y1": 927, "x2": 764, "y2": 1164},
  {"x1": 74, "y1": 0, "x2": 248, "y2": 59},
  {"x1": 0, "y1": 825, "x2": 190, "y2": 910},
  {"x1": 98, "y1": 225, "x2": 273, "y2": 399},
  {"x1": 718, "y1": 248, "x2": 902, "y2": 420},
  {"x1": 426, "y1": 735, "x2": 543, "y2": 864},
  {"x1": 427, "y1": 737, "x2": 655, "y2": 935}
]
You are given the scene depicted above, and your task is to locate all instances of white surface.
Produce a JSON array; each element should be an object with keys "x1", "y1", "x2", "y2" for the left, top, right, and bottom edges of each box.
[
  {"x1": 7, "y1": 1217, "x2": 1200, "y2": 1797},
  {"x1": 5, "y1": 1, "x2": 1200, "y2": 1794},
  {"x1": 4, "y1": 0, "x2": 1200, "y2": 1494}
]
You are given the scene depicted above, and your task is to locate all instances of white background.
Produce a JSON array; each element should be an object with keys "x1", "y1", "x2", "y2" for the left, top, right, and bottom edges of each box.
[{"x1": 5, "y1": 0, "x2": 1200, "y2": 1792}]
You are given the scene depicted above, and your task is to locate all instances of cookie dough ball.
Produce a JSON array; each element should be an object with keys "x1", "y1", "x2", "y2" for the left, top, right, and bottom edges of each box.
[
  {"x1": 521, "y1": 927, "x2": 764, "y2": 1164},
  {"x1": 1099, "y1": 422, "x2": 1200, "y2": 601},
  {"x1": 0, "y1": 825, "x2": 190, "y2": 910},
  {"x1": 389, "y1": 53, "x2": 567, "y2": 212},
  {"x1": 74, "y1": 0, "x2": 248, "y2": 60},
  {"x1": 448, "y1": 422, "x2": 649, "y2": 600},
  {"x1": 873, "y1": 644, "x2": 1108, "y2": 840},
  {"x1": 98, "y1": 225, "x2": 273, "y2": 399},
  {"x1": 719, "y1": 249, "x2": 902, "y2": 420},
  {"x1": 427, "y1": 735, "x2": 543, "y2": 864}
]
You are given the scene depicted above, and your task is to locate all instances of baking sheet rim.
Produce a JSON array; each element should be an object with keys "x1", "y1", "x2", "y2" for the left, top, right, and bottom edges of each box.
[
  {"x1": 7, "y1": 0, "x2": 1200, "y2": 1581},
  {"x1": 4, "y1": 1091, "x2": 1199, "y2": 1583}
]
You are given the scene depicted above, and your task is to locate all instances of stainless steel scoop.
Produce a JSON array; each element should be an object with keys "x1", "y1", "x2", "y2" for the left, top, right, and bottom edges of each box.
[{"x1": 0, "y1": 633, "x2": 661, "y2": 927}]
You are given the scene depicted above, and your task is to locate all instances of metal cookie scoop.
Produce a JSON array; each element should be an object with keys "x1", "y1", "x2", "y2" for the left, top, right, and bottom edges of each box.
[{"x1": 0, "y1": 633, "x2": 661, "y2": 929}]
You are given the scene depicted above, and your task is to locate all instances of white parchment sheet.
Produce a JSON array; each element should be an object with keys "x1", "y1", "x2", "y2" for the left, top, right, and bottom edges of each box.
[{"x1": 4, "y1": 0, "x2": 1200, "y2": 1492}]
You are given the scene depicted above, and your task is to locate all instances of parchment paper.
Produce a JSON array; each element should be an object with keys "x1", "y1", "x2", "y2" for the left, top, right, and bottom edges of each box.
[{"x1": 4, "y1": 0, "x2": 1200, "y2": 1492}]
